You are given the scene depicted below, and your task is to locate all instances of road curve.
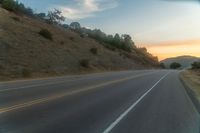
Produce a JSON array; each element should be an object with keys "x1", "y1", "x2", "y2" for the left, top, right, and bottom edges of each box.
[{"x1": 0, "y1": 70, "x2": 199, "y2": 133}]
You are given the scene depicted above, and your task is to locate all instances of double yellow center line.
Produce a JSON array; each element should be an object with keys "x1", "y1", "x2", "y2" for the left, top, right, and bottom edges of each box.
[{"x1": 0, "y1": 71, "x2": 158, "y2": 114}]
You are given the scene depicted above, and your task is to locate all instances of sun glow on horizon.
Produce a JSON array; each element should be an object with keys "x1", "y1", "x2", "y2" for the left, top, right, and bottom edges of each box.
[{"x1": 144, "y1": 39, "x2": 200, "y2": 61}]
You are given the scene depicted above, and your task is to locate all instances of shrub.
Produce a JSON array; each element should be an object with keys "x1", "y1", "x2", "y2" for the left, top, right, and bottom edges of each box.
[
  {"x1": 191, "y1": 62, "x2": 200, "y2": 69},
  {"x1": 170, "y1": 62, "x2": 181, "y2": 69},
  {"x1": 160, "y1": 63, "x2": 165, "y2": 69},
  {"x1": 2, "y1": 0, "x2": 16, "y2": 11},
  {"x1": 79, "y1": 59, "x2": 90, "y2": 68},
  {"x1": 60, "y1": 41, "x2": 64, "y2": 45},
  {"x1": 39, "y1": 29, "x2": 53, "y2": 41},
  {"x1": 69, "y1": 36, "x2": 75, "y2": 41},
  {"x1": 90, "y1": 48, "x2": 98, "y2": 55},
  {"x1": 47, "y1": 9, "x2": 65, "y2": 25},
  {"x1": 22, "y1": 68, "x2": 31, "y2": 77},
  {"x1": 105, "y1": 44, "x2": 116, "y2": 51},
  {"x1": 11, "y1": 16, "x2": 20, "y2": 22},
  {"x1": 2, "y1": 0, "x2": 34, "y2": 16},
  {"x1": 80, "y1": 34, "x2": 85, "y2": 38}
]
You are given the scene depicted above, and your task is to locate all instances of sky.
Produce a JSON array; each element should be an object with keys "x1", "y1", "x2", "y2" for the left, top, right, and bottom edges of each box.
[{"x1": 18, "y1": 0, "x2": 200, "y2": 60}]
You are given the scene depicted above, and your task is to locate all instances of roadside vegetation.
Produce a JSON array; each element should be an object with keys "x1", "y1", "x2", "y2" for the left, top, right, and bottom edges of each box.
[
  {"x1": 0, "y1": 0, "x2": 159, "y2": 80},
  {"x1": 0, "y1": 0, "x2": 155, "y2": 55},
  {"x1": 170, "y1": 62, "x2": 181, "y2": 69},
  {"x1": 39, "y1": 29, "x2": 53, "y2": 41},
  {"x1": 191, "y1": 62, "x2": 200, "y2": 69},
  {"x1": 180, "y1": 61, "x2": 200, "y2": 110}
]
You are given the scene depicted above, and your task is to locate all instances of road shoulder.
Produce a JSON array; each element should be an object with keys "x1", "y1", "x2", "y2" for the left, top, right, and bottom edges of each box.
[{"x1": 180, "y1": 70, "x2": 200, "y2": 113}]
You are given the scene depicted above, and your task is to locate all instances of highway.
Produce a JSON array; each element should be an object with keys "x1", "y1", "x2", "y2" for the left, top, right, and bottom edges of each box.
[{"x1": 0, "y1": 70, "x2": 199, "y2": 133}]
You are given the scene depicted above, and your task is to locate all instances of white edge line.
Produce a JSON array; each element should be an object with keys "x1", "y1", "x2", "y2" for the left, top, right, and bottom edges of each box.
[{"x1": 102, "y1": 71, "x2": 170, "y2": 133}]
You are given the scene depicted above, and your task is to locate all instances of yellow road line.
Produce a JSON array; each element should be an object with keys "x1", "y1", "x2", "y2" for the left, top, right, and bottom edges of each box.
[
  {"x1": 0, "y1": 71, "x2": 158, "y2": 114},
  {"x1": 0, "y1": 72, "x2": 124, "y2": 93},
  {"x1": 0, "y1": 79, "x2": 77, "y2": 93}
]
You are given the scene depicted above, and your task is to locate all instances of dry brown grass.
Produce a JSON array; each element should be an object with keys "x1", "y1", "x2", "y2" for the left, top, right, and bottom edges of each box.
[
  {"x1": 0, "y1": 7, "x2": 157, "y2": 80},
  {"x1": 181, "y1": 70, "x2": 200, "y2": 101}
]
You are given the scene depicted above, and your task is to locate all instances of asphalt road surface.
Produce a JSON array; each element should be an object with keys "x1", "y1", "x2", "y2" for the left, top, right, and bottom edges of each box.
[{"x1": 0, "y1": 70, "x2": 199, "y2": 133}]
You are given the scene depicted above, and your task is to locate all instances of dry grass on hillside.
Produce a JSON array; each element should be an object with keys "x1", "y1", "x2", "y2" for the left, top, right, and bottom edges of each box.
[{"x1": 0, "y1": 7, "x2": 158, "y2": 80}]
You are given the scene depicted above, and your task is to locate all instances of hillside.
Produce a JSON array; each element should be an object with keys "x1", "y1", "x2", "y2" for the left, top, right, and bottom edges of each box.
[
  {"x1": 161, "y1": 56, "x2": 200, "y2": 69},
  {"x1": 0, "y1": 7, "x2": 159, "y2": 80}
]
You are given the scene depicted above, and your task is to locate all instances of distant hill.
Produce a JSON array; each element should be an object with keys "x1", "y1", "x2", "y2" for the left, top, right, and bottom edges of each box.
[
  {"x1": 0, "y1": 7, "x2": 159, "y2": 80},
  {"x1": 161, "y1": 56, "x2": 200, "y2": 69}
]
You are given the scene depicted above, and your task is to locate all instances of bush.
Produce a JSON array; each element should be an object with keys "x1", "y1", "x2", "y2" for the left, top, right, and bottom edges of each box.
[
  {"x1": 22, "y1": 68, "x2": 31, "y2": 77},
  {"x1": 60, "y1": 41, "x2": 64, "y2": 45},
  {"x1": 2, "y1": 0, "x2": 34, "y2": 16},
  {"x1": 69, "y1": 36, "x2": 75, "y2": 41},
  {"x1": 11, "y1": 16, "x2": 20, "y2": 22},
  {"x1": 47, "y1": 9, "x2": 65, "y2": 25},
  {"x1": 80, "y1": 34, "x2": 85, "y2": 38},
  {"x1": 90, "y1": 48, "x2": 98, "y2": 55},
  {"x1": 170, "y1": 62, "x2": 181, "y2": 69},
  {"x1": 39, "y1": 29, "x2": 53, "y2": 41},
  {"x1": 105, "y1": 44, "x2": 116, "y2": 51},
  {"x1": 191, "y1": 62, "x2": 200, "y2": 69},
  {"x1": 2, "y1": 0, "x2": 16, "y2": 11},
  {"x1": 160, "y1": 63, "x2": 165, "y2": 69},
  {"x1": 79, "y1": 59, "x2": 90, "y2": 68}
]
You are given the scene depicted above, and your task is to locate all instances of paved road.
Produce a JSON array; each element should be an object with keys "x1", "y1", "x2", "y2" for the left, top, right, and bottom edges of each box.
[{"x1": 0, "y1": 70, "x2": 199, "y2": 133}]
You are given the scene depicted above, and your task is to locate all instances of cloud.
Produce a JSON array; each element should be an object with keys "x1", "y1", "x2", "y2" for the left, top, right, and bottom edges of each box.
[{"x1": 56, "y1": 0, "x2": 118, "y2": 20}]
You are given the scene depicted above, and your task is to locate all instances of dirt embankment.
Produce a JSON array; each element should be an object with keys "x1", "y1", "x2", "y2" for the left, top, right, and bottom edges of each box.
[{"x1": 0, "y1": 7, "x2": 159, "y2": 81}]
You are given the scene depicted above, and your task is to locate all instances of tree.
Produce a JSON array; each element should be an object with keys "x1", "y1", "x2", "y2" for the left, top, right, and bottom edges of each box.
[
  {"x1": 2, "y1": 0, "x2": 17, "y2": 11},
  {"x1": 2, "y1": 0, "x2": 34, "y2": 16},
  {"x1": 121, "y1": 34, "x2": 135, "y2": 51},
  {"x1": 70, "y1": 22, "x2": 81, "y2": 29},
  {"x1": 170, "y1": 62, "x2": 181, "y2": 69},
  {"x1": 37, "y1": 13, "x2": 46, "y2": 18},
  {"x1": 113, "y1": 33, "x2": 121, "y2": 46},
  {"x1": 47, "y1": 9, "x2": 65, "y2": 24},
  {"x1": 160, "y1": 63, "x2": 165, "y2": 69},
  {"x1": 191, "y1": 61, "x2": 200, "y2": 69},
  {"x1": 62, "y1": 24, "x2": 69, "y2": 29}
]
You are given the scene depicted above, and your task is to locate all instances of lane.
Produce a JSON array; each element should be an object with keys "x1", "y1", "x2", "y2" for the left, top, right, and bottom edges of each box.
[
  {"x1": 110, "y1": 71, "x2": 200, "y2": 133},
  {"x1": 0, "y1": 70, "x2": 152, "y2": 91},
  {"x1": 0, "y1": 70, "x2": 199, "y2": 133},
  {"x1": 0, "y1": 70, "x2": 157, "y2": 108},
  {"x1": 0, "y1": 70, "x2": 168, "y2": 133},
  {"x1": 103, "y1": 72, "x2": 170, "y2": 133}
]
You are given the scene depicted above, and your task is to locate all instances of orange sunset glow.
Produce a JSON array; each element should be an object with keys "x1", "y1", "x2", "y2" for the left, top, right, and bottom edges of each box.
[{"x1": 145, "y1": 39, "x2": 200, "y2": 61}]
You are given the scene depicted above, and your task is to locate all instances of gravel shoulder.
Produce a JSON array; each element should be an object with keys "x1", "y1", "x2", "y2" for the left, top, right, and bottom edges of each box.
[{"x1": 180, "y1": 70, "x2": 200, "y2": 112}]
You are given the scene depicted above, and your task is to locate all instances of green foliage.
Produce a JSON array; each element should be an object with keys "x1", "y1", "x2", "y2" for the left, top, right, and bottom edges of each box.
[
  {"x1": 47, "y1": 9, "x2": 65, "y2": 24},
  {"x1": 170, "y1": 62, "x2": 181, "y2": 69},
  {"x1": 22, "y1": 68, "x2": 31, "y2": 77},
  {"x1": 39, "y1": 29, "x2": 53, "y2": 41},
  {"x1": 2, "y1": 0, "x2": 34, "y2": 15},
  {"x1": 68, "y1": 24, "x2": 136, "y2": 52},
  {"x1": 160, "y1": 63, "x2": 165, "y2": 69},
  {"x1": 90, "y1": 48, "x2": 98, "y2": 55},
  {"x1": 11, "y1": 16, "x2": 20, "y2": 21},
  {"x1": 79, "y1": 59, "x2": 90, "y2": 68},
  {"x1": 37, "y1": 13, "x2": 46, "y2": 18},
  {"x1": 69, "y1": 37, "x2": 75, "y2": 41},
  {"x1": 191, "y1": 62, "x2": 200, "y2": 69},
  {"x1": 2, "y1": 0, "x2": 16, "y2": 11},
  {"x1": 70, "y1": 22, "x2": 81, "y2": 29}
]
